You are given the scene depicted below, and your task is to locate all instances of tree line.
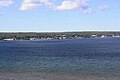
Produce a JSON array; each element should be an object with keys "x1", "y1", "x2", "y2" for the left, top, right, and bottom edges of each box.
[{"x1": 0, "y1": 32, "x2": 120, "y2": 40}]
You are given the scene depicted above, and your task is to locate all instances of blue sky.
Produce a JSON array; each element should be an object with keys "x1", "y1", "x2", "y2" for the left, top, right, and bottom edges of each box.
[{"x1": 0, "y1": 0, "x2": 120, "y2": 32}]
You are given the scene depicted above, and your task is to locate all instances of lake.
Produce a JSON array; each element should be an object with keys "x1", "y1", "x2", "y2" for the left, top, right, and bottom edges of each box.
[{"x1": 0, "y1": 38, "x2": 120, "y2": 80}]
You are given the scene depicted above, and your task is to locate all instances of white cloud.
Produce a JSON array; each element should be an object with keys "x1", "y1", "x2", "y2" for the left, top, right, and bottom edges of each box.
[
  {"x1": 52, "y1": 0, "x2": 93, "y2": 14},
  {"x1": 0, "y1": 0, "x2": 14, "y2": 7},
  {"x1": 19, "y1": 0, "x2": 94, "y2": 14},
  {"x1": 20, "y1": 3, "x2": 40, "y2": 10},
  {"x1": 98, "y1": 5, "x2": 109, "y2": 11},
  {"x1": 53, "y1": 0, "x2": 88, "y2": 10},
  {"x1": 20, "y1": 0, "x2": 51, "y2": 10},
  {"x1": 53, "y1": 0, "x2": 81, "y2": 10},
  {"x1": 0, "y1": 0, "x2": 108, "y2": 14},
  {"x1": 23, "y1": 0, "x2": 33, "y2": 3},
  {"x1": 20, "y1": 0, "x2": 91, "y2": 12}
]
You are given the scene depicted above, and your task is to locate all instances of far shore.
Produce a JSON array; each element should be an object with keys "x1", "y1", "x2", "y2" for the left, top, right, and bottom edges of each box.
[{"x1": 1, "y1": 37, "x2": 120, "y2": 42}]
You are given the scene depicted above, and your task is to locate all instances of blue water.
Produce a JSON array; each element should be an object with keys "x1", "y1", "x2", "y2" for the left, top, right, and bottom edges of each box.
[{"x1": 0, "y1": 38, "x2": 120, "y2": 76}]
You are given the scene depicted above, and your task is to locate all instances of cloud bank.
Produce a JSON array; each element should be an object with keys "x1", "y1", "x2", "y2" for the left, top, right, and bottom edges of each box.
[
  {"x1": 19, "y1": 0, "x2": 93, "y2": 14},
  {"x1": 0, "y1": 0, "x2": 109, "y2": 14},
  {"x1": 19, "y1": 0, "x2": 90, "y2": 10}
]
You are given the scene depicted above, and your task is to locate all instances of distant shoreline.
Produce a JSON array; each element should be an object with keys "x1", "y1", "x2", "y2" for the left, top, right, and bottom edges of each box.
[
  {"x1": 0, "y1": 37, "x2": 120, "y2": 41},
  {"x1": 0, "y1": 32, "x2": 120, "y2": 41}
]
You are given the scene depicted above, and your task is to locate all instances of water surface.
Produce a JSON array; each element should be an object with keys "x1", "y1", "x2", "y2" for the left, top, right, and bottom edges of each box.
[{"x1": 0, "y1": 38, "x2": 120, "y2": 80}]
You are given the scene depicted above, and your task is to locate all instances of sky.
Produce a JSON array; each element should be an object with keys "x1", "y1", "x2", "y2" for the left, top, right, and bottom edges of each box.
[{"x1": 0, "y1": 0, "x2": 120, "y2": 32}]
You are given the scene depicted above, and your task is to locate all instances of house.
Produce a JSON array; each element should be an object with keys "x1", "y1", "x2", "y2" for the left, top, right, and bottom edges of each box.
[{"x1": 3, "y1": 38, "x2": 15, "y2": 41}]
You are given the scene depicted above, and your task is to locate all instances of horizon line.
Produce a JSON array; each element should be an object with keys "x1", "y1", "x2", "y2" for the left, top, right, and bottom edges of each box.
[{"x1": 1, "y1": 31, "x2": 120, "y2": 33}]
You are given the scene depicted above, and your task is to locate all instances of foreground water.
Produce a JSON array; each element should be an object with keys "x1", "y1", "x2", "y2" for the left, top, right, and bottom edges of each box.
[{"x1": 0, "y1": 38, "x2": 120, "y2": 80}]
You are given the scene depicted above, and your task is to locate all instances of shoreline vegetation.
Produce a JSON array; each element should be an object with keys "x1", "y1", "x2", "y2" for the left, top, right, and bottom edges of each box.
[{"x1": 0, "y1": 31, "x2": 120, "y2": 41}]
